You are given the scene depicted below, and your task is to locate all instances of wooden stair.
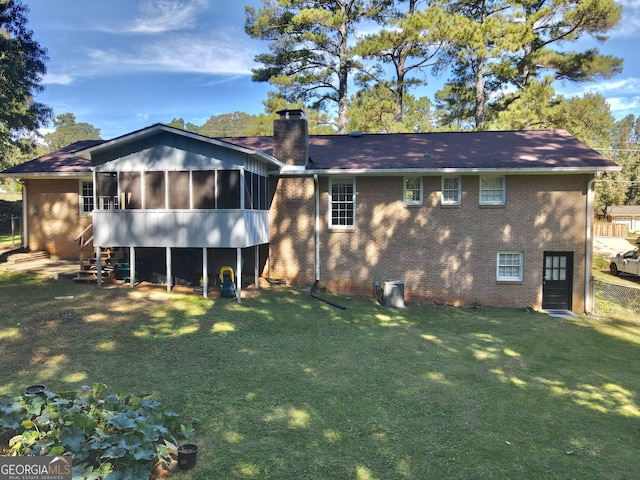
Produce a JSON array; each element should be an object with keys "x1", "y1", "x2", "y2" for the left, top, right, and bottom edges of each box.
[
  {"x1": 73, "y1": 247, "x2": 126, "y2": 283},
  {"x1": 72, "y1": 268, "x2": 114, "y2": 283}
]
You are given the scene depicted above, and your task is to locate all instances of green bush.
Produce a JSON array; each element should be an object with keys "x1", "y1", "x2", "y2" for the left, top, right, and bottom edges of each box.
[
  {"x1": 593, "y1": 254, "x2": 611, "y2": 271},
  {"x1": 0, "y1": 384, "x2": 193, "y2": 479}
]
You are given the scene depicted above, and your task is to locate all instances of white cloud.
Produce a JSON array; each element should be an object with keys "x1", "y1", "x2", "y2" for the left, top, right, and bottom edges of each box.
[
  {"x1": 584, "y1": 78, "x2": 640, "y2": 95},
  {"x1": 85, "y1": 31, "x2": 256, "y2": 76},
  {"x1": 131, "y1": 0, "x2": 208, "y2": 33},
  {"x1": 606, "y1": 96, "x2": 640, "y2": 115},
  {"x1": 99, "y1": 0, "x2": 208, "y2": 34},
  {"x1": 36, "y1": 128, "x2": 54, "y2": 143},
  {"x1": 611, "y1": 0, "x2": 640, "y2": 37},
  {"x1": 555, "y1": 76, "x2": 640, "y2": 119},
  {"x1": 42, "y1": 73, "x2": 74, "y2": 85}
]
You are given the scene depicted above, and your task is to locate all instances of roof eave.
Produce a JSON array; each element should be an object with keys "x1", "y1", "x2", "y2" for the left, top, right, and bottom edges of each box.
[
  {"x1": 0, "y1": 172, "x2": 92, "y2": 179},
  {"x1": 282, "y1": 165, "x2": 622, "y2": 176}
]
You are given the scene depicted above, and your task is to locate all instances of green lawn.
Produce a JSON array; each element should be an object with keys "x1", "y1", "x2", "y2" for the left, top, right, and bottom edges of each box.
[
  {"x1": 1, "y1": 271, "x2": 639, "y2": 479},
  {"x1": 0, "y1": 192, "x2": 21, "y2": 248},
  {"x1": 0, "y1": 232, "x2": 21, "y2": 249}
]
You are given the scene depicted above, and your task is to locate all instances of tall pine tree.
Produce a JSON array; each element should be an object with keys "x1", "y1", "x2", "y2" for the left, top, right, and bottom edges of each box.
[
  {"x1": 245, "y1": 0, "x2": 392, "y2": 133},
  {"x1": 435, "y1": 0, "x2": 622, "y2": 129}
]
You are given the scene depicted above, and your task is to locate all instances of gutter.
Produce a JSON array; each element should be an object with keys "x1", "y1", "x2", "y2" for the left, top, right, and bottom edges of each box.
[
  {"x1": 0, "y1": 172, "x2": 92, "y2": 179},
  {"x1": 585, "y1": 175, "x2": 598, "y2": 314},
  {"x1": 21, "y1": 180, "x2": 28, "y2": 250},
  {"x1": 279, "y1": 166, "x2": 621, "y2": 177}
]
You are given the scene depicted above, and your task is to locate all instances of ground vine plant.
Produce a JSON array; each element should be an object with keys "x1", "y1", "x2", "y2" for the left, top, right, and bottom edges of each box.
[{"x1": 0, "y1": 383, "x2": 194, "y2": 479}]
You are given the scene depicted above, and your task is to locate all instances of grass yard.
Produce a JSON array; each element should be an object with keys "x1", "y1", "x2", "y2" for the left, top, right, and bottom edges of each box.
[
  {"x1": 0, "y1": 232, "x2": 21, "y2": 249},
  {"x1": 0, "y1": 192, "x2": 21, "y2": 248},
  {"x1": 1, "y1": 271, "x2": 639, "y2": 479}
]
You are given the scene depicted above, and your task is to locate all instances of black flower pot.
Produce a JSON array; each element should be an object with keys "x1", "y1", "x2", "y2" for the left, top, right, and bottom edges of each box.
[
  {"x1": 177, "y1": 444, "x2": 198, "y2": 470},
  {"x1": 25, "y1": 384, "x2": 46, "y2": 397}
]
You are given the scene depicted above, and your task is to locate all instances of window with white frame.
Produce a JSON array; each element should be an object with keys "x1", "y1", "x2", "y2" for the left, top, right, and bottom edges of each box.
[
  {"x1": 480, "y1": 176, "x2": 505, "y2": 205},
  {"x1": 442, "y1": 176, "x2": 461, "y2": 205},
  {"x1": 80, "y1": 181, "x2": 94, "y2": 214},
  {"x1": 404, "y1": 177, "x2": 423, "y2": 205},
  {"x1": 329, "y1": 178, "x2": 355, "y2": 228},
  {"x1": 497, "y1": 251, "x2": 523, "y2": 281}
]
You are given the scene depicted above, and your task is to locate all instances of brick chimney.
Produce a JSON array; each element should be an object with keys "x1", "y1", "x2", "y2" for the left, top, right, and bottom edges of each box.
[{"x1": 273, "y1": 109, "x2": 309, "y2": 166}]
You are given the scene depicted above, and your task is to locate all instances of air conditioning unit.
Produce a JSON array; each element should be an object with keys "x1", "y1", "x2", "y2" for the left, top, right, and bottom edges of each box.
[{"x1": 383, "y1": 280, "x2": 405, "y2": 308}]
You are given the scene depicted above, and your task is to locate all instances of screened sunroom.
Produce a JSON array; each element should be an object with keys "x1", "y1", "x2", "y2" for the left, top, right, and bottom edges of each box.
[{"x1": 73, "y1": 124, "x2": 283, "y2": 300}]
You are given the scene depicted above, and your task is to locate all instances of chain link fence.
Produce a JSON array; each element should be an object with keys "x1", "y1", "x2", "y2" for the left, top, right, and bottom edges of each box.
[
  {"x1": 594, "y1": 278, "x2": 640, "y2": 315},
  {"x1": 1, "y1": 215, "x2": 22, "y2": 247}
]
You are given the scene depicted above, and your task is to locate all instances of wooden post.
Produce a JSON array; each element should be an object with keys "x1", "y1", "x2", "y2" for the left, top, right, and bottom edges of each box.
[
  {"x1": 255, "y1": 245, "x2": 259, "y2": 289},
  {"x1": 96, "y1": 246, "x2": 102, "y2": 287}
]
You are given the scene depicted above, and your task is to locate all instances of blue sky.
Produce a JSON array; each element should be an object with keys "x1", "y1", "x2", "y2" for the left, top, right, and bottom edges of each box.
[{"x1": 26, "y1": 0, "x2": 640, "y2": 139}]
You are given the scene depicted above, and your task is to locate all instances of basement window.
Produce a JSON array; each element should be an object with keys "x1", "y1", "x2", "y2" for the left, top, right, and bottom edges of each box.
[{"x1": 497, "y1": 251, "x2": 523, "y2": 282}]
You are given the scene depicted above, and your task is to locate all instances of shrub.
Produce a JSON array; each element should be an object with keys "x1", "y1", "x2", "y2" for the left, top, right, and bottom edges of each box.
[
  {"x1": 0, "y1": 384, "x2": 193, "y2": 479},
  {"x1": 593, "y1": 254, "x2": 611, "y2": 271}
]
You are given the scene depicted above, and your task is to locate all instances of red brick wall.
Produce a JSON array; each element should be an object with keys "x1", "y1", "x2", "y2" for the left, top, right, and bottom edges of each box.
[
  {"x1": 273, "y1": 118, "x2": 309, "y2": 166},
  {"x1": 25, "y1": 179, "x2": 93, "y2": 259},
  {"x1": 270, "y1": 174, "x2": 591, "y2": 311},
  {"x1": 266, "y1": 176, "x2": 316, "y2": 284}
]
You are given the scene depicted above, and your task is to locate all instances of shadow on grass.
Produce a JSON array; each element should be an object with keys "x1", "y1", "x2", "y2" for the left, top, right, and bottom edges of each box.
[{"x1": 1, "y1": 272, "x2": 639, "y2": 479}]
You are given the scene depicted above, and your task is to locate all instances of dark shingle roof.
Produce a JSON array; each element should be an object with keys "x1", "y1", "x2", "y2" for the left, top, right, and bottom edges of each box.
[
  {"x1": 1, "y1": 129, "x2": 618, "y2": 176},
  {"x1": 224, "y1": 129, "x2": 618, "y2": 172},
  {"x1": 1, "y1": 140, "x2": 104, "y2": 176}
]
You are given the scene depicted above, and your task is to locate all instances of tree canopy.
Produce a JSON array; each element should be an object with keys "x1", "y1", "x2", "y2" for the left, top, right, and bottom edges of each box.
[
  {"x1": 354, "y1": 0, "x2": 451, "y2": 123},
  {"x1": 435, "y1": 0, "x2": 622, "y2": 129},
  {"x1": 0, "y1": 0, "x2": 51, "y2": 159},
  {"x1": 245, "y1": 0, "x2": 393, "y2": 134},
  {"x1": 247, "y1": 0, "x2": 623, "y2": 133},
  {"x1": 43, "y1": 113, "x2": 102, "y2": 150}
]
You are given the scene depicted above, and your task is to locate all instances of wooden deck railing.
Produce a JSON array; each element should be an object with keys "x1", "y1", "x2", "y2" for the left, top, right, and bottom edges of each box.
[{"x1": 74, "y1": 223, "x2": 93, "y2": 271}]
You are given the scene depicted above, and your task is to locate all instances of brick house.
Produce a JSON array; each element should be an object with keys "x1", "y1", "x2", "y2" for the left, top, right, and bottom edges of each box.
[{"x1": 1, "y1": 109, "x2": 620, "y2": 312}]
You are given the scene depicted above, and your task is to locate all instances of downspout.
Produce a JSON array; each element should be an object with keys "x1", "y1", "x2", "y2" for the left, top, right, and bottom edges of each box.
[
  {"x1": 20, "y1": 180, "x2": 28, "y2": 249},
  {"x1": 314, "y1": 174, "x2": 320, "y2": 281},
  {"x1": 311, "y1": 173, "x2": 344, "y2": 310},
  {"x1": 585, "y1": 175, "x2": 598, "y2": 315}
]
